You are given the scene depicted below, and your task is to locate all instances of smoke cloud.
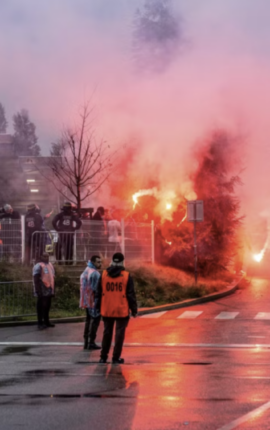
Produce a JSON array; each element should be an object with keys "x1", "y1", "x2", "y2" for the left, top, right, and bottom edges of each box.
[{"x1": 1, "y1": 0, "x2": 270, "y2": 239}]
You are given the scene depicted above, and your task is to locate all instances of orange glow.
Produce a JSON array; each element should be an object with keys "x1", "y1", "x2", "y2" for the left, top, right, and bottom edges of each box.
[
  {"x1": 132, "y1": 194, "x2": 139, "y2": 209},
  {"x1": 253, "y1": 251, "x2": 264, "y2": 262},
  {"x1": 132, "y1": 188, "x2": 158, "y2": 210},
  {"x1": 165, "y1": 240, "x2": 172, "y2": 245}
]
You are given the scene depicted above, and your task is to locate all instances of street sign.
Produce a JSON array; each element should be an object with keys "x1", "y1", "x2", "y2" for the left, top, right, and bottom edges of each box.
[{"x1": 187, "y1": 200, "x2": 204, "y2": 222}]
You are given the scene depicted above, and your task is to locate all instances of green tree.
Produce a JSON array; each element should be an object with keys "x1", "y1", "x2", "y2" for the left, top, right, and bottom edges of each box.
[
  {"x1": 50, "y1": 140, "x2": 66, "y2": 157},
  {"x1": 0, "y1": 102, "x2": 8, "y2": 133},
  {"x1": 164, "y1": 130, "x2": 244, "y2": 275},
  {"x1": 13, "y1": 109, "x2": 40, "y2": 156},
  {"x1": 132, "y1": 0, "x2": 182, "y2": 73}
]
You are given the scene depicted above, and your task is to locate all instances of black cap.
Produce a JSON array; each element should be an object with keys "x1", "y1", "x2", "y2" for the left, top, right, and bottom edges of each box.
[
  {"x1": 27, "y1": 203, "x2": 36, "y2": 211},
  {"x1": 112, "y1": 252, "x2": 124, "y2": 263},
  {"x1": 62, "y1": 202, "x2": 72, "y2": 211}
]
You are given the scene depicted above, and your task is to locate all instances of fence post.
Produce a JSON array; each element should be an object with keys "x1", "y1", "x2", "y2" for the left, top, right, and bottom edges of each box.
[
  {"x1": 151, "y1": 220, "x2": 155, "y2": 264},
  {"x1": 21, "y1": 215, "x2": 25, "y2": 264},
  {"x1": 121, "y1": 219, "x2": 125, "y2": 256},
  {"x1": 73, "y1": 231, "x2": 77, "y2": 265}
]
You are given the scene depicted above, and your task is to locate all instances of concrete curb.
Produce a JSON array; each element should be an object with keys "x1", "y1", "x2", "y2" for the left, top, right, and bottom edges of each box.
[{"x1": 0, "y1": 276, "x2": 243, "y2": 328}]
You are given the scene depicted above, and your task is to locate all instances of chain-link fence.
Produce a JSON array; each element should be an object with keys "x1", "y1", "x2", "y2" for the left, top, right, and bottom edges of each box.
[
  {"x1": 0, "y1": 281, "x2": 36, "y2": 319},
  {"x1": 0, "y1": 218, "x2": 23, "y2": 262}
]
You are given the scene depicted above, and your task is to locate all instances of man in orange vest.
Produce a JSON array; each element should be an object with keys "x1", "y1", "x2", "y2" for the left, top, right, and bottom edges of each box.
[
  {"x1": 33, "y1": 252, "x2": 55, "y2": 330},
  {"x1": 96, "y1": 252, "x2": 137, "y2": 364}
]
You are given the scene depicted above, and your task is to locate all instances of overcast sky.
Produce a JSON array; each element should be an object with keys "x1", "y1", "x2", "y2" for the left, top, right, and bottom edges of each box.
[{"x1": 1, "y1": 0, "x2": 270, "y2": 219}]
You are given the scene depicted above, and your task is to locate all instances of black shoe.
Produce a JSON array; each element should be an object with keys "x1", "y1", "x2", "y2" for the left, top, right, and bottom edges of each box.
[
  {"x1": 112, "y1": 358, "x2": 125, "y2": 364},
  {"x1": 99, "y1": 358, "x2": 107, "y2": 364},
  {"x1": 83, "y1": 340, "x2": 88, "y2": 350},
  {"x1": 88, "y1": 343, "x2": 101, "y2": 350},
  {"x1": 38, "y1": 324, "x2": 47, "y2": 330},
  {"x1": 45, "y1": 323, "x2": 55, "y2": 328}
]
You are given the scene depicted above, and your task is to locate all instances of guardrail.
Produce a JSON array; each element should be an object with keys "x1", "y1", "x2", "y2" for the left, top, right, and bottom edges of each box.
[{"x1": 0, "y1": 280, "x2": 36, "y2": 319}]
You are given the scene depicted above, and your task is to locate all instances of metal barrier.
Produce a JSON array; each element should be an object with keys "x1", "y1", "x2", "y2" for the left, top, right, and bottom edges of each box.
[
  {"x1": 0, "y1": 280, "x2": 36, "y2": 319},
  {"x1": 0, "y1": 217, "x2": 154, "y2": 264},
  {"x1": 0, "y1": 218, "x2": 23, "y2": 262},
  {"x1": 29, "y1": 220, "x2": 155, "y2": 264}
]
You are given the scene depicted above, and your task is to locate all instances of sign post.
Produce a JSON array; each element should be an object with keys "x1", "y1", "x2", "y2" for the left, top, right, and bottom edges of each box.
[{"x1": 187, "y1": 200, "x2": 204, "y2": 284}]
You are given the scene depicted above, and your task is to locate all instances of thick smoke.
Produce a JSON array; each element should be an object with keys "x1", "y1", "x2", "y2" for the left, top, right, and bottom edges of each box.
[{"x1": 0, "y1": 0, "x2": 270, "y2": 244}]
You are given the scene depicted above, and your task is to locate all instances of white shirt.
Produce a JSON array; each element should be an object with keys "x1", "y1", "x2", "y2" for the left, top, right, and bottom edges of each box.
[{"x1": 108, "y1": 220, "x2": 121, "y2": 243}]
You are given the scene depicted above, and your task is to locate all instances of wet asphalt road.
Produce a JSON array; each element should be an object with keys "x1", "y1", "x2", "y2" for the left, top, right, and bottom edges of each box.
[{"x1": 1, "y1": 276, "x2": 270, "y2": 429}]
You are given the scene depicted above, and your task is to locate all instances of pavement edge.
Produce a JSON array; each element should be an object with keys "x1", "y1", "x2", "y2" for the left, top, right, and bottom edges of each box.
[{"x1": 0, "y1": 276, "x2": 243, "y2": 328}]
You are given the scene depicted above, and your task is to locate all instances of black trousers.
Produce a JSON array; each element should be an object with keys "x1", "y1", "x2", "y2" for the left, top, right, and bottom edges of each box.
[
  {"x1": 37, "y1": 296, "x2": 52, "y2": 325},
  {"x1": 100, "y1": 316, "x2": 129, "y2": 361},
  {"x1": 26, "y1": 235, "x2": 41, "y2": 265},
  {"x1": 84, "y1": 310, "x2": 101, "y2": 344},
  {"x1": 56, "y1": 233, "x2": 74, "y2": 264}
]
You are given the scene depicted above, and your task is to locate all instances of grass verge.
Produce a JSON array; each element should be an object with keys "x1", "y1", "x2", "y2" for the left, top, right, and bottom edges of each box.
[{"x1": 0, "y1": 262, "x2": 237, "y2": 321}]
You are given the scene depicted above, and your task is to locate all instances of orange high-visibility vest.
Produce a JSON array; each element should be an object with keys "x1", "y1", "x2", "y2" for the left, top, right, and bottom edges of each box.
[
  {"x1": 101, "y1": 270, "x2": 129, "y2": 317},
  {"x1": 39, "y1": 262, "x2": 55, "y2": 292}
]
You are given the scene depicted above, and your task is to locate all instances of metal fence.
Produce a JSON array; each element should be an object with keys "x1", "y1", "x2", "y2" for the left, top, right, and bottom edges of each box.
[
  {"x1": 0, "y1": 218, "x2": 23, "y2": 262},
  {"x1": 0, "y1": 281, "x2": 36, "y2": 319},
  {"x1": 30, "y1": 220, "x2": 154, "y2": 265},
  {"x1": 0, "y1": 218, "x2": 155, "y2": 264}
]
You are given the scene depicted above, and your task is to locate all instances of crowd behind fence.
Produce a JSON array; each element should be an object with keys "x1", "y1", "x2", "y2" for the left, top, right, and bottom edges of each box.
[{"x1": 0, "y1": 217, "x2": 155, "y2": 264}]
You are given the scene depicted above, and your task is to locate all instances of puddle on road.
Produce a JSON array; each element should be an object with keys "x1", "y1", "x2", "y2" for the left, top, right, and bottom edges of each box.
[
  {"x1": 1, "y1": 346, "x2": 32, "y2": 355},
  {"x1": 24, "y1": 369, "x2": 67, "y2": 377}
]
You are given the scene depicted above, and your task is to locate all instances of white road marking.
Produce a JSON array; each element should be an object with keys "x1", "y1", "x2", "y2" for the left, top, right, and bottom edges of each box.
[
  {"x1": 1, "y1": 342, "x2": 270, "y2": 349},
  {"x1": 216, "y1": 399, "x2": 270, "y2": 430},
  {"x1": 140, "y1": 311, "x2": 167, "y2": 318},
  {"x1": 177, "y1": 311, "x2": 203, "y2": 319},
  {"x1": 255, "y1": 312, "x2": 270, "y2": 320},
  {"x1": 248, "y1": 336, "x2": 266, "y2": 338},
  {"x1": 215, "y1": 312, "x2": 239, "y2": 320}
]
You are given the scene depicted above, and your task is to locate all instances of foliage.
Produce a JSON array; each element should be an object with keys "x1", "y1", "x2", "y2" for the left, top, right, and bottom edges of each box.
[
  {"x1": 50, "y1": 140, "x2": 65, "y2": 157},
  {"x1": 0, "y1": 262, "x2": 234, "y2": 318},
  {"x1": 132, "y1": 0, "x2": 183, "y2": 73},
  {"x1": 13, "y1": 109, "x2": 40, "y2": 156},
  {"x1": 0, "y1": 102, "x2": 8, "y2": 133},
  {"x1": 47, "y1": 104, "x2": 114, "y2": 210},
  {"x1": 163, "y1": 130, "x2": 244, "y2": 275}
]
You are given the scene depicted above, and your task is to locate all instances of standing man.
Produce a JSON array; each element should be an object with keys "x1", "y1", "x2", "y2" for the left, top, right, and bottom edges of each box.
[
  {"x1": 106, "y1": 211, "x2": 122, "y2": 259},
  {"x1": 96, "y1": 252, "x2": 137, "y2": 364},
  {"x1": 0, "y1": 204, "x2": 20, "y2": 220},
  {"x1": 80, "y1": 255, "x2": 102, "y2": 350},
  {"x1": 91, "y1": 206, "x2": 106, "y2": 256},
  {"x1": 25, "y1": 203, "x2": 44, "y2": 264},
  {"x1": 33, "y1": 252, "x2": 55, "y2": 330},
  {"x1": 52, "y1": 202, "x2": 82, "y2": 264}
]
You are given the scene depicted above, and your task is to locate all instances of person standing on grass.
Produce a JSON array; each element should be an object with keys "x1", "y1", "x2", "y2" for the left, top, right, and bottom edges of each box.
[
  {"x1": 96, "y1": 252, "x2": 137, "y2": 364},
  {"x1": 33, "y1": 252, "x2": 55, "y2": 330},
  {"x1": 80, "y1": 255, "x2": 102, "y2": 350}
]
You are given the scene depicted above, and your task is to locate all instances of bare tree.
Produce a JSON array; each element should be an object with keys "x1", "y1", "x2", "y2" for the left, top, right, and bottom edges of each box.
[{"x1": 47, "y1": 104, "x2": 114, "y2": 210}]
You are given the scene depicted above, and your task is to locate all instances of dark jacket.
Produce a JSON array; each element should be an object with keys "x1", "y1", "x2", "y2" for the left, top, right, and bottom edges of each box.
[
  {"x1": 92, "y1": 211, "x2": 103, "y2": 221},
  {"x1": 0, "y1": 211, "x2": 20, "y2": 220},
  {"x1": 25, "y1": 209, "x2": 44, "y2": 234},
  {"x1": 52, "y1": 210, "x2": 82, "y2": 232},
  {"x1": 96, "y1": 266, "x2": 137, "y2": 316}
]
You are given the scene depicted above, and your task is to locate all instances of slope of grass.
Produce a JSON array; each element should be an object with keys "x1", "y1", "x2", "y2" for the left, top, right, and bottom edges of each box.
[
  {"x1": 129, "y1": 262, "x2": 235, "y2": 307},
  {"x1": 0, "y1": 262, "x2": 236, "y2": 320}
]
